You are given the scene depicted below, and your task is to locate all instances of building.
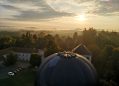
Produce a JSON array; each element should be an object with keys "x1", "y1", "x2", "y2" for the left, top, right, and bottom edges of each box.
[
  {"x1": 0, "y1": 47, "x2": 45, "y2": 63},
  {"x1": 72, "y1": 44, "x2": 92, "y2": 62}
]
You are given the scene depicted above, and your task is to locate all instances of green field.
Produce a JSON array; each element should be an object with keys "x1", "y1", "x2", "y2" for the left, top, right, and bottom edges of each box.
[{"x1": 0, "y1": 67, "x2": 36, "y2": 86}]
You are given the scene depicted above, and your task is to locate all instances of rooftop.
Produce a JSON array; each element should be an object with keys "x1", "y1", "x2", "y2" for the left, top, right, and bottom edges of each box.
[
  {"x1": 72, "y1": 44, "x2": 91, "y2": 55},
  {"x1": 0, "y1": 47, "x2": 39, "y2": 55}
]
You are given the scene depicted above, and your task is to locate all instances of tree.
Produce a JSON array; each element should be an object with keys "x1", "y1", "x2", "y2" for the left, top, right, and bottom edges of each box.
[
  {"x1": 65, "y1": 36, "x2": 73, "y2": 50},
  {"x1": 45, "y1": 34, "x2": 54, "y2": 40},
  {"x1": 38, "y1": 32, "x2": 45, "y2": 38},
  {"x1": 35, "y1": 37, "x2": 47, "y2": 49},
  {"x1": 60, "y1": 42, "x2": 69, "y2": 51},
  {"x1": 29, "y1": 53, "x2": 41, "y2": 67},
  {"x1": 0, "y1": 36, "x2": 15, "y2": 50},
  {"x1": 33, "y1": 34, "x2": 37, "y2": 40},
  {"x1": 35, "y1": 34, "x2": 54, "y2": 49},
  {"x1": 17, "y1": 36, "x2": 35, "y2": 48},
  {"x1": 100, "y1": 79, "x2": 118, "y2": 86},
  {"x1": 22, "y1": 31, "x2": 32, "y2": 39},
  {"x1": 4, "y1": 51, "x2": 18, "y2": 65},
  {"x1": 87, "y1": 44, "x2": 101, "y2": 66},
  {"x1": 96, "y1": 30, "x2": 119, "y2": 49},
  {"x1": 99, "y1": 45, "x2": 114, "y2": 64},
  {"x1": 22, "y1": 34, "x2": 25, "y2": 39},
  {"x1": 72, "y1": 32, "x2": 80, "y2": 48},
  {"x1": 57, "y1": 38, "x2": 63, "y2": 46},
  {"x1": 0, "y1": 32, "x2": 3, "y2": 38},
  {"x1": 26, "y1": 31, "x2": 29, "y2": 37},
  {"x1": 54, "y1": 34, "x2": 60, "y2": 41},
  {"x1": 97, "y1": 45, "x2": 114, "y2": 78},
  {"x1": 61, "y1": 36, "x2": 66, "y2": 41},
  {"x1": 82, "y1": 27, "x2": 97, "y2": 46},
  {"x1": 73, "y1": 32, "x2": 78, "y2": 41},
  {"x1": 105, "y1": 47, "x2": 119, "y2": 84},
  {"x1": 44, "y1": 39, "x2": 64, "y2": 57}
]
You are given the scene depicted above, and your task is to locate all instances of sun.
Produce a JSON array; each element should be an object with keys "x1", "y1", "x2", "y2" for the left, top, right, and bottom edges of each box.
[
  {"x1": 77, "y1": 14, "x2": 86, "y2": 21},
  {"x1": 79, "y1": 16, "x2": 85, "y2": 21}
]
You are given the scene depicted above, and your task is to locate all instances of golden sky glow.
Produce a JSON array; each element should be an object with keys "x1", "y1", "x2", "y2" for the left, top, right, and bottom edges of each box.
[{"x1": 0, "y1": 0, "x2": 119, "y2": 31}]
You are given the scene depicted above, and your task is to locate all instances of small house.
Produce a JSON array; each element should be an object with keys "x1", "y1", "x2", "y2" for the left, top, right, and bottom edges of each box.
[{"x1": 72, "y1": 44, "x2": 92, "y2": 62}]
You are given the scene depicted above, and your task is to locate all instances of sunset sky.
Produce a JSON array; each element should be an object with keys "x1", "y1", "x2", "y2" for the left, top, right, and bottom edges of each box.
[{"x1": 0, "y1": 0, "x2": 119, "y2": 31}]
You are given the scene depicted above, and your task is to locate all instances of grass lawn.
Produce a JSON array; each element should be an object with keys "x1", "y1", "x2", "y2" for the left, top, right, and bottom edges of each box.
[{"x1": 0, "y1": 67, "x2": 36, "y2": 86}]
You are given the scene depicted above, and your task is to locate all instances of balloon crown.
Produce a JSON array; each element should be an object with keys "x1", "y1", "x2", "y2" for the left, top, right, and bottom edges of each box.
[{"x1": 57, "y1": 51, "x2": 76, "y2": 58}]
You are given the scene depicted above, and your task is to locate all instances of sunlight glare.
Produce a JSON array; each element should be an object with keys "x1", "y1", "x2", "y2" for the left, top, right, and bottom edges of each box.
[{"x1": 78, "y1": 14, "x2": 86, "y2": 21}]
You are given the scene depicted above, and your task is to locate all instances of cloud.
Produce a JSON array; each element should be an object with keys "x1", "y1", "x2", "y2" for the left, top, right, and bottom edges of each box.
[
  {"x1": 2, "y1": 0, "x2": 118, "y2": 22},
  {"x1": 0, "y1": 0, "x2": 4, "y2": 3},
  {"x1": 1, "y1": 5, "x2": 21, "y2": 11},
  {"x1": 95, "y1": 0, "x2": 119, "y2": 16},
  {"x1": 5, "y1": 0, "x2": 39, "y2": 4},
  {"x1": 1, "y1": 0, "x2": 75, "y2": 21},
  {"x1": 73, "y1": 0, "x2": 94, "y2": 4},
  {"x1": 53, "y1": 0, "x2": 119, "y2": 16},
  {"x1": 6, "y1": 10, "x2": 75, "y2": 21},
  {"x1": 80, "y1": 0, "x2": 119, "y2": 16}
]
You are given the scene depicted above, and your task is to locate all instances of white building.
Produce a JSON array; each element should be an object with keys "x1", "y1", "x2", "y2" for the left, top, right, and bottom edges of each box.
[
  {"x1": 0, "y1": 47, "x2": 45, "y2": 62},
  {"x1": 72, "y1": 44, "x2": 92, "y2": 62}
]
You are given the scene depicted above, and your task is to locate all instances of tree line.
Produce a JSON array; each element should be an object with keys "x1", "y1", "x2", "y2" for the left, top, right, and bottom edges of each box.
[{"x1": 0, "y1": 28, "x2": 119, "y2": 85}]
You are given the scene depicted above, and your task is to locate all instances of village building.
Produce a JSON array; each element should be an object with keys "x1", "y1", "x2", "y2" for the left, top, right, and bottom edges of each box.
[
  {"x1": 72, "y1": 44, "x2": 92, "y2": 62},
  {"x1": 0, "y1": 44, "x2": 92, "y2": 66},
  {"x1": 0, "y1": 47, "x2": 45, "y2": 65}
]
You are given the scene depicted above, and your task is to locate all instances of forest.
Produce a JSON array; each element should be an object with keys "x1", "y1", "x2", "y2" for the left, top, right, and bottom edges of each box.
[{"x1": 0, "y1": 28, "x2": 119, "y2": 86}]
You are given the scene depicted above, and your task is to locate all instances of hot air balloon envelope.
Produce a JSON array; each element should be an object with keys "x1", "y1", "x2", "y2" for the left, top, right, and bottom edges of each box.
[{"x1": 34, "y1": 52, "x2": 99, "y2": 86}]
